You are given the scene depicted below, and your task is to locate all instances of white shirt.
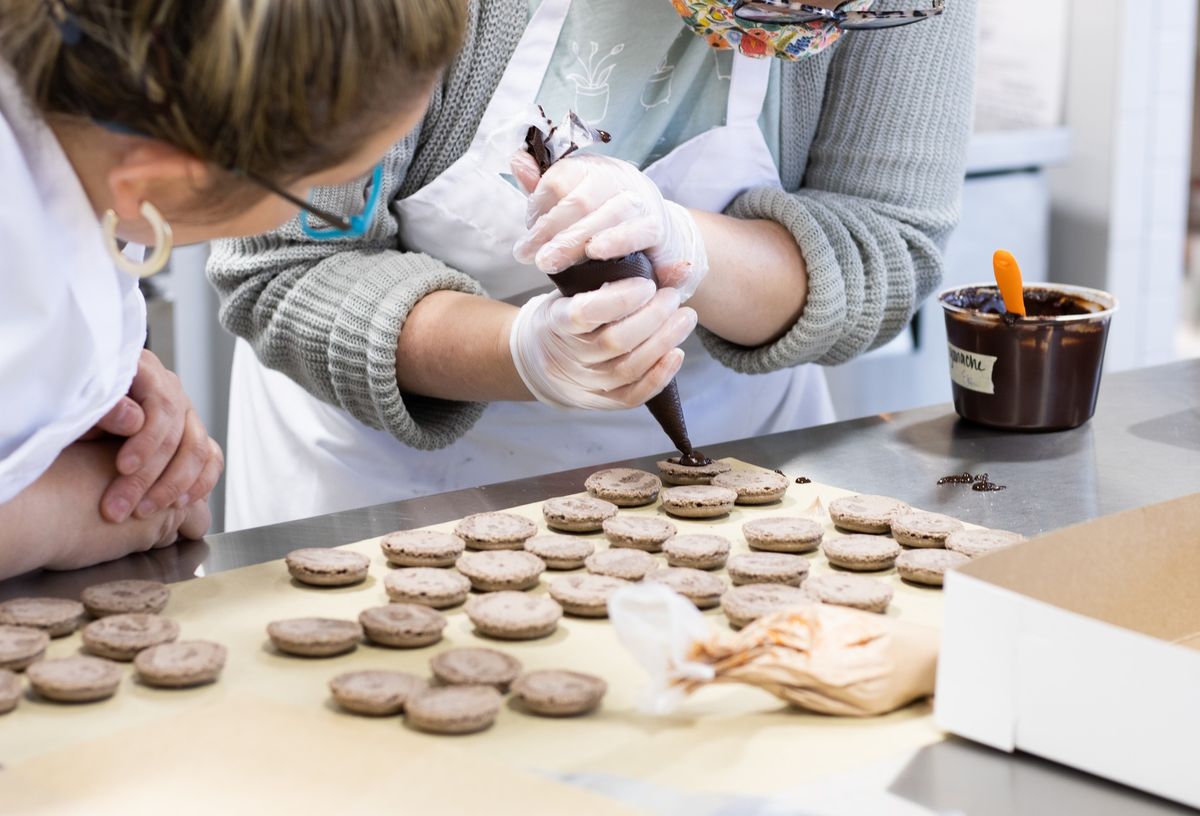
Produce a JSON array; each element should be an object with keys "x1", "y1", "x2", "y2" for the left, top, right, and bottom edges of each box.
[{"x1": 0, "y1": 65, "x2": 146, "y2": 504}]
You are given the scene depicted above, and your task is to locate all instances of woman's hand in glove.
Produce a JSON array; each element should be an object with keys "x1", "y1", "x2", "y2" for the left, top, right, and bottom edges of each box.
[
  {"x1": 511, "y1": 152, "x2": 709, "y2": 302},
  {"x1": 509, "y1": 277, "x2": 696, "y2": 410}
]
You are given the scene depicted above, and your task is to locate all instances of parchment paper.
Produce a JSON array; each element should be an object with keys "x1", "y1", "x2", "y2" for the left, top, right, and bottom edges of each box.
[{"x1": 0, "y1": 461, "x2": 957, "y2": 808}]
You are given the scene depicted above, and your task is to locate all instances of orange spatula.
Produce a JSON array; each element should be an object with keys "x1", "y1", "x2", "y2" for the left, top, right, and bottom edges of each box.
[{"x1": 992, "y1": 249, "x2": 1027, "y2": 318}]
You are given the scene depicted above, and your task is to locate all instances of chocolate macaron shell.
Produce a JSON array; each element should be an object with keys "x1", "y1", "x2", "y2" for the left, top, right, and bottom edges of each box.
[
  {"x1": 384, "y1": 569, "x2": 471, "y2": 609},
  {"x1": 465, "y1": 592, "x2": 563, "y2": 641},
  {"x1": 890, "y1": 512, "x2": 965, "y2": 548},
  {"x1": 656, "y1": 459, "x2": 732, "y2": 486},
  {"x1": 721, "y1": 584, "x2": 816, "y2": 630},
  {"x1": 26, "y1": 656, "x2": 122, "y2": 703},
  {"x1": 542, "y1": 496, "x2": 619, "y2": 533},
  {"x1": 512, "y1": 670, "x2": 607, "y2": 717},
  {"x1": 285, "y1": 548, "x2": 370, "y2": 587},
  {"x1": 359, "y1": 604, "x2": 447, "y2": 648},
  {"x1": 711, "y1": 470, "x2": 789, "y2": 505},
  {"x1": 81, "y1": 613, "x2": 180, "y2": 661},
  {"x1": 807, "y1": 574, "x2": 893, "y2": 614},
  {"x1": 330, "y1": 670, "x2": 425, "y2": 716},
  {"x1": 726, "y1": 552, "x2": 810, "y2": 587},
  {"x1": 584, "y1": 549, "x2": 658, "y2": 581},
  {"x1": 822, "y1": 535, "x2": 903, "y2": 572},
  {"x1": 742, "y1": 517, "x2": 824, "y2": 554},
  {"x1": 644, "y1": 568, "x2": 726, "y2": 609},
  {"x1": 827, "y1": 495, "x2": 911, "y2": 534},
  {"x1": 548, "y1": 574, "x2": 631, "y2": 618},
  {"x1": 430, "y1": 647, "x2": 523, "y2": 691},
  {"x1": 454, "y1": 513, "x2": 538, "y2": 551},
  {"x1": 0, "y1": 669, "x2": 21, "y2": 714},
  {"x1": 405, "y1": 685, "x2": 503, "y2": 735},
  {"x1": 524, "y1": 535, "x2": 594, "y2": 570},
  {"x1": 660, "y1": 486, "x2": 738, "y2": 519},
  {"x1": 945, "y1": 528, "x2": 1025, "y2": 558},
  {"x1": 134, "y1": 641, "x2": 227, "y2": 688},
  {"x1": 896, "y1": 549, "x2": 970, "y2": 587},
  {"x1": 81, "y1": 580, "x2": 169, "y2": 618},
  {"x1": 456, "y1": 551, "x2": 546, "y2": 592},
  {"x1": 663, "y1": 534, "x2": 731, "y2": 570},
  {"x1": 584, "y1": 468, "x2": 661, "y2": 507},
  {"x1": 0, "y1": 624, "x2": 50, "y2": 671},
  {"x1": 380, "y1": 530, "x2": 465, "y2": 568},
  {"x1": 267, "y1": 618, "x2": 362, "y2": 658},
  {"x1": 602, "y1": 516, "x2": 677, "y2": 552},
  {"x1": 0, "y1": 597, "x2": 85, "y2": 637}
]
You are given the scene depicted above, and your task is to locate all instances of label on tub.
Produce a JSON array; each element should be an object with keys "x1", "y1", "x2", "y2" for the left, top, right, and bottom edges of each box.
[{"x1": 947, "y1": 343, "x2": 997, "y2": 395}]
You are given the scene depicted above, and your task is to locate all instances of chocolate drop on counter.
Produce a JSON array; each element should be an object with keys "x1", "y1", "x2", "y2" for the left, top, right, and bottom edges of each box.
[
  {"x1": 971, "y1": 473, "x2": 1006, "y2": 492},
  {"x1": 550, "y1": 253, "x2": 708, "y2": 465},
  {"x1": 794, "y1": 476, "x2": 812, "y2": 485},
  {"x1": 936, "y1": 471, "x2": 1007, "y2": 491}
]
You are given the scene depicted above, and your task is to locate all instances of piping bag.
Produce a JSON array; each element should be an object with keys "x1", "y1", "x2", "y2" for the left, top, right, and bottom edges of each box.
[
  {"x1": 608, "y1": 583, "x2": 939, "y2": 717},
  {"x1": 517, "y1": 109, "x2": 711, "y2": 467}
]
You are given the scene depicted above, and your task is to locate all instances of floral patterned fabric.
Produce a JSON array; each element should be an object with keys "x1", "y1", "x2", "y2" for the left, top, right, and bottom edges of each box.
[{"x1": 670, "y1": 0, "x2": 874, "y2": 60}]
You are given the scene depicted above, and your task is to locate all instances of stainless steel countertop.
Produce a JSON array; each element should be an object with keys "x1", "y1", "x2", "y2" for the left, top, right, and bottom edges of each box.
[{"x1": 4, "y1": 359, "x2": 1198, "y2": 815}]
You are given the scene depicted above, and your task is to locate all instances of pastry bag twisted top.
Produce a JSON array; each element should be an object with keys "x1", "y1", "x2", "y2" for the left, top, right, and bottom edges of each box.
[{"x1": 610, "y1": 583, "x2": 938, "y2": 717}]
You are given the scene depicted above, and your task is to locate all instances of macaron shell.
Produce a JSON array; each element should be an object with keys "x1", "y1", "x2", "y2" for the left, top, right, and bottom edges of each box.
[
  {"x1": 0, "y1": 597, "x2": 85, "y2": 637},
  {"x1": 584, "y1": 468, "x2": 661, "y2": 507},
  {"x1": 512, "y1": 670, "x2": 607, "y2": 717},
  {"x1": 26, "y1": 656, "x2": 122, "y2": 703},
  {"x1": 405, "y1": 685, "x2": 503, "y2": 735},
  {"x1": 134, "y1": 641, "x2": 227, "y2": 688}
]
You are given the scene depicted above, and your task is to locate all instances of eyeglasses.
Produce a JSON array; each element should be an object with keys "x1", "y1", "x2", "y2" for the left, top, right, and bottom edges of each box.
[
  {"x1": 55, "y1": 2, "x2": 382, "y2": 242},
  {"x1": 248, "y1": 164, "x2": 384, "y2": 241},
  {"x1": 733, "y1": 0, "x2": 945, "y2": 30}
]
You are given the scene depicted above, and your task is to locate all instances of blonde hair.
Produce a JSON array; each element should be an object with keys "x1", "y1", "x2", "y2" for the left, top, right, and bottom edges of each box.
[{"x1": 0, "y1": 0, "x2": 466, "y2": 204}]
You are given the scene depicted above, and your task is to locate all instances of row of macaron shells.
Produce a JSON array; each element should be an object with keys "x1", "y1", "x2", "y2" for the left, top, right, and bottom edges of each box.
[
  {"x1": 284, "y1": 471, "x2": 1023, "y2": 642},
  {"x1": 272, "y1": 470, "x2": 797, "y2": 730},
  {"x1": 326, "y1": 651, "x2": 607, "y2": 735},
  {"x1": 277, "y1": 472, "x2": 1028, "y2": 730},
  {"x1": 0, "y1": 580, "x2": 226, "y2": 713},
  {"x1": 278, "y1": 553, "x2": 607, "y2": 732}
]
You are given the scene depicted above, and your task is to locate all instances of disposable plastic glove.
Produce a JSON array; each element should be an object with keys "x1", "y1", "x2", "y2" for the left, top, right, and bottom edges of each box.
[
  {"x1": 509, "y1": 277, "x2": 697, "y2": 410},
  {"x1": 511, "y1": 153, "x2": 710, "y2": 302}
]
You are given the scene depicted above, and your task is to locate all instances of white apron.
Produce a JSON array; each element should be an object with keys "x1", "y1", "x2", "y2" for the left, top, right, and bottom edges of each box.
[{"x1": 225, "y1": 0, "x2": 833, "y2": 530}]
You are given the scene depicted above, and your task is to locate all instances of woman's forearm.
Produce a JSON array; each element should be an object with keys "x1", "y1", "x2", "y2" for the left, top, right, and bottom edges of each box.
[
  {"x1": 395, "y1": 290, "x2": 533, "y2": 402},
  {"x1": 687, "y1": 210, "x2": 808, "y2": 347},
  {"x1": 0, "y1": 441, "x2": 209, "y2": 581}
]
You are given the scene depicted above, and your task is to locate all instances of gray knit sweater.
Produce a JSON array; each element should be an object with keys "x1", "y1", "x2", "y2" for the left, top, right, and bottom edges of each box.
[{"x1": 206, "y1": 0, "x2": 977, "y2": 450}]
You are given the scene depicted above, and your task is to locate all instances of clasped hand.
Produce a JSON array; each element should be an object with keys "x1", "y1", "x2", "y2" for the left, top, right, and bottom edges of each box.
[{"x1": 508, "y1": 153, "x2": 707, "y2": 410}]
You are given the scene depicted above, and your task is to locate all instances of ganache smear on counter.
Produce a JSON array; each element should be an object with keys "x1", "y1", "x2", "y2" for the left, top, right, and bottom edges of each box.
[{"x1": 938, "y1": 471, "x2": 1007, "y2": 491}]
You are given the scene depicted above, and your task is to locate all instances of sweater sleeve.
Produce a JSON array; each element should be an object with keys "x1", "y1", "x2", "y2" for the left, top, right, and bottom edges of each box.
[
  {"x1": 205, "y1": 133, "x2": 488, "y2": 451},
  {"x1": 702, "y1": 0, "x2": 977, "y2": 374}
]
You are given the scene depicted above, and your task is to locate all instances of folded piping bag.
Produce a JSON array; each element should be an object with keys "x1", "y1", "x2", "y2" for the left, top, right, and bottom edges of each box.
[{"x1": 608, "y1": 583, "x2": 939, "y2": 718}]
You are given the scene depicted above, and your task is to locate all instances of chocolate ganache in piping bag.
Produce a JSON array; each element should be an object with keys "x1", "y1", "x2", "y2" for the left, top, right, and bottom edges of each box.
[{"x1": 522, "y1": 111, "x2": 710, "y2": 467}]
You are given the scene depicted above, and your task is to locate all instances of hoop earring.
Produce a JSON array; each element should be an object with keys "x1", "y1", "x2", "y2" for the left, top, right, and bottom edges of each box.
[{"x1": 102, "y1": 201, "x2": 174, "y2": 279}]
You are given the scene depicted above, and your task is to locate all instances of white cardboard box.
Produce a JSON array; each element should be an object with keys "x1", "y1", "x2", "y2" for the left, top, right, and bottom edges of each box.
[{"x1": 935, "y1": 493, "x2": 1200, "y2": 809}]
